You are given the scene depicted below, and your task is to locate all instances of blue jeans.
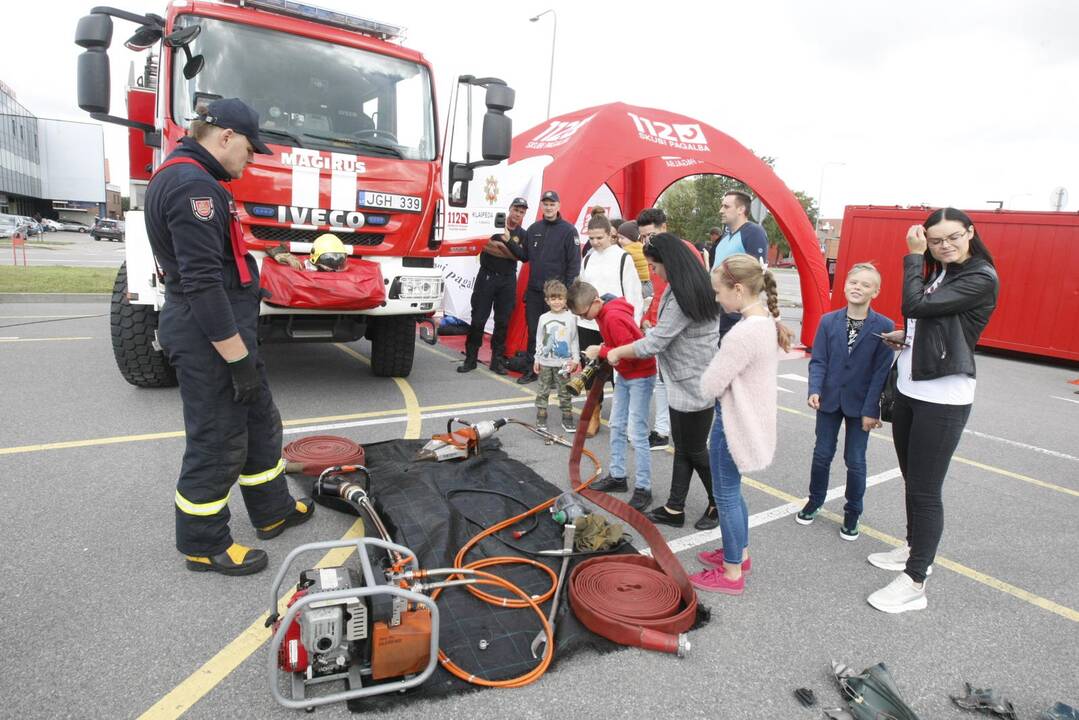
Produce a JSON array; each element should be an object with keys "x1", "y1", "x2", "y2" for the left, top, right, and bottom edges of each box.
[
  {"x1": 709, "y1": 401, "x2": 748, "y2": 564},
  {"x1": 652, "y1": 375, "x2": 670, "y2": 435},
  {"x1": 609, "y1": 374, "x2": 656, "y2": 490},
  {"x1": 808, "y1": 409, "x2": 869, "y2": 516}
]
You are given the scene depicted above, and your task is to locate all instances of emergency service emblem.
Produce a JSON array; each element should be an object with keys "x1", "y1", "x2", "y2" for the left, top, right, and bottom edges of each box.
[
  {"x1": 191, "y1": 197, "x2": 215, "y2": 221},
  {"x1": 484, "y1": 176, "x2": 499, "y2": 205}
]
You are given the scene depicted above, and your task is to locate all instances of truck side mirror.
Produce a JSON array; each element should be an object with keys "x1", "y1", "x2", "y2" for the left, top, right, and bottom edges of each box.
[
  {"x1": 76, "y1": 14, "x2": 114, "y2": 115},
  {"x1": 75, "y1": 13, "x2": 113, "y2": 48},
  {"x1": 78, "y1": 51, "x2": 112, "y2": 114},
  {"x1": 481, "y1": 84, "x2": 514, "y2": 162},
  {"x1": 481, "y1": 113, "x2": 511, "y2": 162}
]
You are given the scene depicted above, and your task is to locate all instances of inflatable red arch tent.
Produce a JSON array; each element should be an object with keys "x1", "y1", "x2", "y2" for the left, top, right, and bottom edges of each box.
[{"x1": 487, "y1": 102, "x2": 829, "y2": 356}]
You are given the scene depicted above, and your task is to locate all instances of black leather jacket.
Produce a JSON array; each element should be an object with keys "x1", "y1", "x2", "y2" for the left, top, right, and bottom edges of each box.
[{"x1": 902, "y1": 254, "x2": 999, "y2": 381}]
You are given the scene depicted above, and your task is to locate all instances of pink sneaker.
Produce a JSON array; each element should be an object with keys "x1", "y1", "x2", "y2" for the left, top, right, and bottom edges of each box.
[
  {"x1": 689, "y1": 567, "x2": 745, "y2": 595},
  {"x1": 697, "y1": 548, "x2": 752, "y2": 574}
]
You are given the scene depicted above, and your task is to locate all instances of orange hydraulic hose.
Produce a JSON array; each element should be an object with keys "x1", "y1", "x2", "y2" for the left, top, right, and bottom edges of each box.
[
  {"x1": 428, "y1": 568, "x2": 553, "y2": 688},
  {"x1": 430, "y1": 420, "x2": 604, "y2": 687}
]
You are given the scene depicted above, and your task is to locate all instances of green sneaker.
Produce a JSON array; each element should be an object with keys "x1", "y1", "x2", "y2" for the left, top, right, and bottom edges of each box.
[
  {"x1": 795, "y1": 501, "x2": 820, "y2": 525},
  {"x1": 840, "y1": 511, "x2": 861, "y2": 541}
]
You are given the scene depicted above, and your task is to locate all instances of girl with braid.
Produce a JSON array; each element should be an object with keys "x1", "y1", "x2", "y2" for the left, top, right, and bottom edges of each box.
[{"x1": 692, "y1": 254, "x2": 792, "y2": 595}]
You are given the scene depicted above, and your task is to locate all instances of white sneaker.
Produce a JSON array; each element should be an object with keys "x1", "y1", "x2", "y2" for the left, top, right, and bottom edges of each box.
[
  {"x1": 867, "y1": 545, "x2": 933, "y2": 575},
  {"x1": 867, "y1": 573, "x2": 927, "y2": 614}
]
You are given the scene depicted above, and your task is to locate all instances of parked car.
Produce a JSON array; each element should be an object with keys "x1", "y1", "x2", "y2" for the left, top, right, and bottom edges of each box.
[
  {"x1": 60, "y1": 221, "x2": 90, "y2": 232},
  {"x1": 18, "y1": 217, "x2": 41, "y2": 236},
  {"x1": 41, "y1": 219, "x2": 63, "y2": 232},
  {"x1": 0, "y1": 214, "x2": 24, "y2": 238},
  {"x1": 91, "y1": 218, "x2": 125, "y2": 242}
]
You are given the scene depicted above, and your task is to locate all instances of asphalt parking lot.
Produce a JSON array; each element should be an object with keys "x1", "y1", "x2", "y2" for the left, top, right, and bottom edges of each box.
[
  {"x1": 5, "y1": 229, "x2": 126, "y2": 267},
  {"x1": 0, "y1": 299, "x2": 1076, "y2": 720}
]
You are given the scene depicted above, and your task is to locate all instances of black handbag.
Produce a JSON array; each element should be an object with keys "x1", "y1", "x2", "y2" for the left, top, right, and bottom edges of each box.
[{"x1": 879, "y1": 362, "x2": 899, "y2": 423}]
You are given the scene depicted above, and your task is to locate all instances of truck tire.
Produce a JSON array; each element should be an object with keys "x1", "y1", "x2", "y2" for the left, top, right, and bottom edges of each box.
[
  {"x1": 110, "y1": 262, "x2": 178, "y2": 388},
  {"x1": 368, "y1": 316, "x2": 416, "y2": 378}
]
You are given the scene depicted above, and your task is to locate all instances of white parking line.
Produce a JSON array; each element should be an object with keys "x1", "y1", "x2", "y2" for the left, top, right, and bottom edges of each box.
[
  {"x1": 779, "y1": 373, "x2": 809, "y2": 383},
  {"x1": 963, "y1": 429, "x2": 1079, "y2": 462},
  {"x1": 1050, "y1": 395, "x2": 1079, "y2": 406},
  {"x1": 643, "y1": 467, "x2": 904, "y2": 556}
]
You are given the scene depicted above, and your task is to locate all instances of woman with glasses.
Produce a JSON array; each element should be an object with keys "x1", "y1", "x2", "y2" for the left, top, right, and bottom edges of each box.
[
  {"x1": 605, "y1": 233, "x2": 720, "y2": 530},
  {"x1": 867, "y1": 207, "x2": 999, "y2": 614}
]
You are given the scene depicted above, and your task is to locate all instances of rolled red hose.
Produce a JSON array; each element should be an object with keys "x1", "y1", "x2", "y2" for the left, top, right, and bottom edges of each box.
[{"x1": 566, "y1": 365, "x2": 699, "y2": 654}]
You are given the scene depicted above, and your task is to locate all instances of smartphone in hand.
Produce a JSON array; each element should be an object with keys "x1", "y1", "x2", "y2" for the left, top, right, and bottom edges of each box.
[{"x1": 873, "y1": 332, "x2": 910, "y2": 347}]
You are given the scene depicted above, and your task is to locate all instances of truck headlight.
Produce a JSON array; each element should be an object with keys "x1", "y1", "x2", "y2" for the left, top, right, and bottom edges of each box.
[{"x1": 394, "y1": 276, "x2": 443, "y2": 300}]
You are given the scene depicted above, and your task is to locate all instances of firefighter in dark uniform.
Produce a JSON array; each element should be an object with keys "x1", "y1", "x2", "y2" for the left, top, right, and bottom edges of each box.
[
  {"x1": 457, "y1": 197, "x2": 528, "y2": 375},
  {"x1": 517, "y1": 190, "x2": 581, "y2": 384},
  {"x1": 146, "y1": 98, "x2": 312, "y2": 576}
]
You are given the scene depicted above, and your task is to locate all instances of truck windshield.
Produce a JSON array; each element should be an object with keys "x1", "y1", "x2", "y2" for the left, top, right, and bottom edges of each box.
[{"x1": 170, "y1": 15, "x2": 436, "y2": 161}]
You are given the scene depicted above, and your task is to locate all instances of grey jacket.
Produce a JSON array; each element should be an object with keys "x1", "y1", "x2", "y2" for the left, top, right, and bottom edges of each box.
[{"x1": 632, "y1": 289, "x2": 719, "y2": 412}]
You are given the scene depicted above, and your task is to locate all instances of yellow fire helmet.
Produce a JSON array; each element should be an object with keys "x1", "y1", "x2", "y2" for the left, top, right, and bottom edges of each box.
[{"x1": 310, "y1": 233, "x2": 349, "y2": 271}]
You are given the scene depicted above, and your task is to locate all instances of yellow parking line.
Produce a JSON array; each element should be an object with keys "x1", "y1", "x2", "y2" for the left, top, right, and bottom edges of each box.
[
  {"x1": 741, "y1": 476, "x2": 1079, "y2": 624},
  {"x1": 778, "y1": 404, "x2": 1077, "y2": 499},
  {"x1": 137, "y1": 519, "x2": 366, "y2": 719},
  {"x1": 333, "y1": 344, "x2": 421, "y2": 439},
  {"x1": 0, "y1": 396, "x2": 535, "y2": 457}
]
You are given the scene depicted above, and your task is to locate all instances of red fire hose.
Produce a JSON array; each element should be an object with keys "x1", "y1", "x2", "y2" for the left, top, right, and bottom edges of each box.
[
  {"x1": 567, "y1": 365, "x2": 699, "y2": 655},
  {"x1": 283, "y1": 435, "x2": 365, "y2": 476}
]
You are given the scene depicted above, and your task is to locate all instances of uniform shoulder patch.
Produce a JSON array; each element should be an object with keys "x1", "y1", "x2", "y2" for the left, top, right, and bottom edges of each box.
[{"x1": 191, "y1": 197, "x2": 215, "y2": 221}]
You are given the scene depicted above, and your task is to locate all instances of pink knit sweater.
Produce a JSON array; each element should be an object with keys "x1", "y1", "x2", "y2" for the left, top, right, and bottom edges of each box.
[{"x1": 699, "y1": 316, "x2": 779, "y2": 472}]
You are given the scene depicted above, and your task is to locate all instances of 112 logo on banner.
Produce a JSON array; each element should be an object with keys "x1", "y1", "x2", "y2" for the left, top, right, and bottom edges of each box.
[
  {"x1": 526, "y1": 114, "x2": 596, "y2": 149},
  {"x1": 627, "y1": 112, "x2": 709, "y2": 151}
]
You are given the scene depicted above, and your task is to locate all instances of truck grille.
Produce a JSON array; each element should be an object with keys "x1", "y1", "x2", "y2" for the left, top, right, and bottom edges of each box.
[{"x1": 250, "y1": 225, "x2": 386, "y2": 246}]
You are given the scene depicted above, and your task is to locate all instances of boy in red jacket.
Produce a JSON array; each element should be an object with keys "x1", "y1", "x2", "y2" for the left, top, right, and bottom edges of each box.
[{"x1": 567, "y1": 280, "x2": 658, "y2": 512}]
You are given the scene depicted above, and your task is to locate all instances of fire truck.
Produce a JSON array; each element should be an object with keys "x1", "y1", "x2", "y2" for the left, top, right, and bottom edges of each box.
[{"x1": 75, "y1": 0, "x2": 514, "y2": 385}]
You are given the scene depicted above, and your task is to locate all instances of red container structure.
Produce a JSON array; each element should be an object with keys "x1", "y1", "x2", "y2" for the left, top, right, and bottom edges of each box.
[{"x1": 833, "y1": 206, "x2": 1079, "y2": 362}]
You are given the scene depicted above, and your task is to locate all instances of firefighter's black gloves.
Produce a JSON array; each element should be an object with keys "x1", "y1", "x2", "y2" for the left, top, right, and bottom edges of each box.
[{"x1": 228, "y1": 353, "x2": 262, "y2": 405}]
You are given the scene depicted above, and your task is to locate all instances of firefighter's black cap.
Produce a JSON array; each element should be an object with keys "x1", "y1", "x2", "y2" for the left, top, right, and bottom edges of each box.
[{"x1": 197, "y1": 98, "x2": 272, "y2": 155}]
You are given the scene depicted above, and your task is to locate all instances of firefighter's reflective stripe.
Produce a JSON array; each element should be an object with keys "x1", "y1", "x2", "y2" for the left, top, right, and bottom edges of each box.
[
  {"x1": 175, "y1": 489, "x2": 231, "y2": 516},
  {"x1": 238, "y1": 458, "x2": 286, "y2": 487}
]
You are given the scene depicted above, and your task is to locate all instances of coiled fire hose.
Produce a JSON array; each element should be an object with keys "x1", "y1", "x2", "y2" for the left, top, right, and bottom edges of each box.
[{"x1": 566, "y1": 364, "x2": 697, "y2": 656}]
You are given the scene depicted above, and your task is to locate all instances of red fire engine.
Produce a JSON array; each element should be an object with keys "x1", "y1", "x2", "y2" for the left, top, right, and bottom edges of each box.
[{"x1": 75, "y1": 0, "x2": 514, "y2": 385}]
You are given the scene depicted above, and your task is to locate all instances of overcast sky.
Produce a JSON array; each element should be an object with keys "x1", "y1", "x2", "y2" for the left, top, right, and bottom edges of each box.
[{"x1": 4, "y1": 0, "x2": 1077, "y2": 216}]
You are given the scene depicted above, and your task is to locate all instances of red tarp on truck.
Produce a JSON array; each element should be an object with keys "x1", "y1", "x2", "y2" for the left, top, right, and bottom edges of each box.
[
  {"x1": 833, "y1": 206, "x2": 1079, "y2": 362},
  {"x1": 260, "y1": 258, "x2": 386, "y2": 311}
]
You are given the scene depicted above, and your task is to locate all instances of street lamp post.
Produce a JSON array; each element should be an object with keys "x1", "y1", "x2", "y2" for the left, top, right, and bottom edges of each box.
[
  {"x1": 529, "y1": 9, "x2": 557, "y2": 120},
  {"x1": 815, "y1": 161, "x2": 845, "y2": 238}
]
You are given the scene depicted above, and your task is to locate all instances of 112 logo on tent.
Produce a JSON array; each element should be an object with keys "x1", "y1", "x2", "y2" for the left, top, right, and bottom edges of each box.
[{"x1": 627, "y1": 113, "x2": 709, "y2": 151}]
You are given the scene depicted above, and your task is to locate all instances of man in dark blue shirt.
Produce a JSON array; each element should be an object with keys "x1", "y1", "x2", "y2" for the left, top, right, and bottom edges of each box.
[
  {"x1": 517, "y1": 190, "x2": 581, "y2": 384},
  {"x1": 711, "y1": 190, "x2": 770, "y2": 337},
  {"x1": 146, "y1": 98, "x2": 311, "y2": 576},
  {"x1": 458, "y1": 197, "x2": 529, "y2": 374}
]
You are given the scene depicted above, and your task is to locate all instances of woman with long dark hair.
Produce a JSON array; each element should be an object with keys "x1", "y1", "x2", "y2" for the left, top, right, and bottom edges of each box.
[
  {"x1": 605, "y1": 233, "x2": 720, "y2": 528},
  {"x1": 868, "y1": 207, "x2": 999, "y2": 614}
]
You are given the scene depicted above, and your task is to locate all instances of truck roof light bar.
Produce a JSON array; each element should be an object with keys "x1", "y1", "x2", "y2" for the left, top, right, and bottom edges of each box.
[{"x1": 226, "y1": 0, "x2": 406, "y2": 41}]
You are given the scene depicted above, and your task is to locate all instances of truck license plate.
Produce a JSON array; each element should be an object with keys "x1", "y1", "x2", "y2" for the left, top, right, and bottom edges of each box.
[{"x1": 357, "y1": 190, "x2": 423, "y2": 213}]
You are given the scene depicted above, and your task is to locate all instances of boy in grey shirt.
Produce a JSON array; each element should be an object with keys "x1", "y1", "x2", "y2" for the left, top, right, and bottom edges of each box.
[{"x1": 533, "y1": 279, "x2": 580, "y2": 432}]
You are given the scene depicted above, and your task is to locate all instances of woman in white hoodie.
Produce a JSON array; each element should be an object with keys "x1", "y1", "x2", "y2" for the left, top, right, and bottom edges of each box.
[
  {"x1": 576, "y1": 208, "x2": 643, "y2": 435},
  {"x1": 578, "y1": 207, "x2": 644, "y2": 341}
]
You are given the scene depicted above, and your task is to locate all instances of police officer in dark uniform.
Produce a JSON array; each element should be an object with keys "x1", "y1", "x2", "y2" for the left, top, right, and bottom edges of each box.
[
  {"x1": 457, "y1": 197, "x2": 528, "y2": 375},
  {"x1": 146, "y1": 98, "x2": 312, "y2": 576},
  {"x1": 517, "y1": 190, "x2": 581, "y2": 384}
]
